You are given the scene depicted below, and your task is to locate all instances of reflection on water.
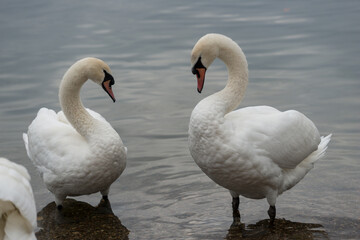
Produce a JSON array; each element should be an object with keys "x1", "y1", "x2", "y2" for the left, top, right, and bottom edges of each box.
[
  {"x1": 36, "y1": 199, "x2": 129, "y2": 240},
  {"x1": 226, "y1": 219, "x2": 328, "y2": 240}
]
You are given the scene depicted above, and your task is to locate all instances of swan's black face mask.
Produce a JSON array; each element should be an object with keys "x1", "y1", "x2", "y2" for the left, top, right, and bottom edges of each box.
[
  {"x1": 191, "y1": 57, "x2": 207, "y2": 93},
  {"x1": 102, "y1": 70, "x2": 116, "y2": 102}
]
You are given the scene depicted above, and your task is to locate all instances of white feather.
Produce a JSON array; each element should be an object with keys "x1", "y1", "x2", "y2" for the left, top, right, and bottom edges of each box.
[
  {"x1": 23, "y1": 58, "x2": 127, "y2": 206},
  {"x1": 189, "y1": 34, "x2": 331, "y2": 214},
  {"x1": 0, "y1": 158, "x2": 36, "y2": 240}
]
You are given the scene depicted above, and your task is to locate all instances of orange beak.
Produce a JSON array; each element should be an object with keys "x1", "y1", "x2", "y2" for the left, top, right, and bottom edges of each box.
[
  {"x1": 102, "y1": 80, "x2": 116, "y2": 102},
  {"x1": 192, "y1": 57, "x2": 207, "y2": 93},
  {"x1": 196, "y1": 68, "x2": 206, "y2": 93}
]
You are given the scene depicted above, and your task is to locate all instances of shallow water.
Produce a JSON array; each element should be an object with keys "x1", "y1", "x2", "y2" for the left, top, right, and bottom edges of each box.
[{"x1": 0, "y1": 0, "x2": 359, "y2": 239}]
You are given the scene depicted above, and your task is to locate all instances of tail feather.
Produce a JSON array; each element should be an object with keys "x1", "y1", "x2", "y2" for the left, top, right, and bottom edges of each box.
[
  {"x1": 22, "y1": 133, "x2": 30, "y2": 159},
  {"x1": 281, "y1": 134, "x2": 332, "y2": 193},
  {"x1": 308, "y1": 134, "x2": 332, "y2": 164}
]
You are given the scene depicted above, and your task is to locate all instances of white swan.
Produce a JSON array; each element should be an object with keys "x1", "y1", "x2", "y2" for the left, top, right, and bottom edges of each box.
[
  {"x1": 0, "y1": 157, "x2": 37, "y2": 240},
  {"x1": 23, "y1": 58, "x2": 127, "y2": 209},
  {"x1": 189, "y1": 34, "x2": 331, "y2": 224}
]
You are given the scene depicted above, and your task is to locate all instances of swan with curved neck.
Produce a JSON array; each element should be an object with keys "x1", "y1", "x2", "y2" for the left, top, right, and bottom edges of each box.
[
  {"x1": 59, "y1": 59, "x2": 116, "y2": 138},
  {"x1": 189, "y1": 34, "x2": 331, "y2": 224},
  {"x1": 23, "y1": 58, "x2": 127, "y2": 209}
]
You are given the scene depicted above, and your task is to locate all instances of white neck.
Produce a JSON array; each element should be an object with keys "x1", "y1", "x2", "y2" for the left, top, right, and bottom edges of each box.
[
  {"x1": 200, "y1": 38, "x2": 249, "y2": 117},
  {"x1": 59, "y1": 63, "x2": 96, "y2": 138}
]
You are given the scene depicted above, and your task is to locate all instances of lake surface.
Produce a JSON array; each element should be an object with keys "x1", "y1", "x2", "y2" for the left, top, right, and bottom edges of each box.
[{"x1": 1, "y1": 0, "x2": 359, "y2": 239}]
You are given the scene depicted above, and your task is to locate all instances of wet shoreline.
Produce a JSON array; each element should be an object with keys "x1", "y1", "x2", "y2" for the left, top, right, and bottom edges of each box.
[{"x1": 35, "y1": 199, "x2": 360, "y2": 239}]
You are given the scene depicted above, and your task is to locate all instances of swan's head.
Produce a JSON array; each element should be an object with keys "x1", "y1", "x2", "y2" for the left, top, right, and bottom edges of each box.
[
  {"x1": 74, "y1": 57, "x2": 116, "y2": 102},
  {"x1": 191, "y1": 33, "x2": 245, "y2": 94},
  {"x1": 191, "y1": 34, "x2": 221, "y2": 93}
]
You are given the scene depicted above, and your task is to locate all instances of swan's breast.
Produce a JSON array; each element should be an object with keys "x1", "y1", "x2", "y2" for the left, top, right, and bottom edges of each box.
[{"x1": 189, "y1": 105, "x2": 283, "y2": 198}]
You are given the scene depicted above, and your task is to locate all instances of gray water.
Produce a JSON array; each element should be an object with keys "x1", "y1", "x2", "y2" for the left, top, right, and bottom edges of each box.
[{"x1": 1, "y1": 0, "x2": 359, "y2": 239}]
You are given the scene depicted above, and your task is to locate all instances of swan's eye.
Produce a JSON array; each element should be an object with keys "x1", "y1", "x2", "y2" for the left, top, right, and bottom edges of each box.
[
  {"x1": 103, "y1": 70, "x2": 115, "y2": 86},
  {"x1": 191, "y1": 57, "x2": 206, "y2": 76}
]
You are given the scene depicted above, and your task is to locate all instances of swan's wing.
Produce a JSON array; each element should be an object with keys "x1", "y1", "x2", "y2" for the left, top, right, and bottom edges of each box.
[
  {"x1": 24, "y1": 108, "x2": 90, "y2": 178},
  {"x1": 2, "y1": 205, "x2": 36, "y2": 240},
  {"x1": 57, "y1": 108, "x2": 108, "y2": 124},
  {"x1": 0, "y1": 158, "x2": 37, "y2": 230},
  {"x1": 226, "y1": 106, "x2": 320, "y2": 169},
  {"x1": 85, "y1": 108, "x2": 108, "y2": 122}
]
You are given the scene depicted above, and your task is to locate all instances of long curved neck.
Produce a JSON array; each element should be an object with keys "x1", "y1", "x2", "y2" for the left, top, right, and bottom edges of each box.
[
  {"x1": 210, "y1": 41, "x2": 248, "y2": 116},
  {"x1": 59, "y1": 66, "x2": 96, "y2": 138}
]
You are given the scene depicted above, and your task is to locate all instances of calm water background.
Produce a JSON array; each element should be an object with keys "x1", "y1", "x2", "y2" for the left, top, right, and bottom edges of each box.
[{"x1": 1, "y1": 0, "x2": 359, "y2": 239}]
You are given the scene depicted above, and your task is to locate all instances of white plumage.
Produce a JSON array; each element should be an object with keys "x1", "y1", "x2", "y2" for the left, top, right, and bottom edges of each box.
[
  {"x1": 23, "y1": 58, "x2": 127, "y2": 208},
  {"x1": 189, "y1": 33, "x2": 331, "y2": 223},
  {"x1": 0, "y1": 157, "x2": 37, "y2": 240}
]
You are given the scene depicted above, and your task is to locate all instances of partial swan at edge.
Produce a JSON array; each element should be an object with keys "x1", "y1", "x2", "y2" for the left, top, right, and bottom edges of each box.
[{"x1": 0, "y1": 157, "x2": 37, "y2": 240}]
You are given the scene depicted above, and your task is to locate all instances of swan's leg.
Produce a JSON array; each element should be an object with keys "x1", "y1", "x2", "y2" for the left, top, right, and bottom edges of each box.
[
  {"x1": 229, "y1": 191, "x2": 240, "y2": 223},
  {"x1": 232, "y1": 197, "x2": 240, "y2": 220},
  {"x1": 97, "y1": 188, "x2": 113, "y2": 214},
  {"x1": 55, "y1": 195, "x2": 66, "y2": 210},
  {"x1": 266, "y1": 192, "x2": 277, "y2": 225},
  {"x1": 100, "y1": 188, "x2": 110, "y2": 200},
  {"x1": 267, "y1": 206, "x2": 276, "y2": 224}
]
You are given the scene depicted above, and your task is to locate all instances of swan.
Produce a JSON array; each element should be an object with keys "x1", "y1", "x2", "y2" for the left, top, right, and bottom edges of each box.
[
  {"x1": 23, "y1": 58, "x2": 127, "y2": 209},
  {"x1": 188, "y1": 34, "x2": 331, "y2": 224},
  {"x1": 0, "y1": 157, "x2": 37, "y2": 240}
]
